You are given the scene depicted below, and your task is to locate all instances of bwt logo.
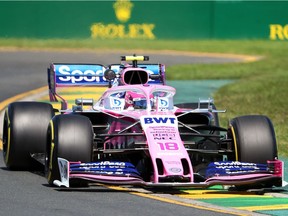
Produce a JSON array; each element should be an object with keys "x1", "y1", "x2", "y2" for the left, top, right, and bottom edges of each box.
[
  {"x1": 112, "y1": 98, "x2": 122, "y2": 106},
  {"x1": 57, "y1": 65, "x2": 105, "y2": 84},
  {"x1": 160, "y1": 98, "x2": 168, "y2": 107},
  {"x1": 144, "y1": 117, "x2": 176, "y2": 124}
]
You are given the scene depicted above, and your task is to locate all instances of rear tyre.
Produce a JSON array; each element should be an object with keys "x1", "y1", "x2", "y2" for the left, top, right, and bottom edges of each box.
[
  {"x1": 46, "y1": 114, "x2": 93, "y2": 186},
  {"x1": 2, "y1": 102, "x2": 54, "y2": 170}
]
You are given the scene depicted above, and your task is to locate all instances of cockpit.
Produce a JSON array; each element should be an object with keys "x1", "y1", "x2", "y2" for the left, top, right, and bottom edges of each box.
[{"x1": 95, "y1": 85, "x2": 175, "y2": 112}]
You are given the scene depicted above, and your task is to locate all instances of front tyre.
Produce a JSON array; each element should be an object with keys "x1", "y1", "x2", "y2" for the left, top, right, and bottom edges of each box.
[
  {"x1": 229, "y1": 115, "x2": 277, "y2": 163},
  {"x1": 46, "y1": 114, "x2": 93, "y2": 186},
  {"x1": 229, "y1": 115, "x2": 280, "y2": 189}
]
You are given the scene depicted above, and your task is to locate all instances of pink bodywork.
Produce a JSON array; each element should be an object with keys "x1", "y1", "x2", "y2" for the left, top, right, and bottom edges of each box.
[
  {"x1": 49, "y1": 62, "x2": 283, "y2": 188},
  {"x1": 93, "y1": 84, "x2": 194, "y2": 183},
  {"x1": 88, "y1": 84, "x2": 283, "y2": 186}
]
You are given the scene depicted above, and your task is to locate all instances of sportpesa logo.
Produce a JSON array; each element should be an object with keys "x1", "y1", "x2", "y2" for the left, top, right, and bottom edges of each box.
[
  {"x1": 90, "y1": 0, "x2": 156, "y2": 39},
  {"x1": 55, "y1": 65, "x2": 106, "y2": 84},
  {"x1": 54, "y1": 65, "x2": 160, "y2": 85}
]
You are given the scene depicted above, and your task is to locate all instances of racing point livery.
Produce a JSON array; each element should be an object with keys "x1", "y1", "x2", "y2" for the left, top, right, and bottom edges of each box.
[{"x1": 2, "y1": 55, "x2": 284, "y2": 189}]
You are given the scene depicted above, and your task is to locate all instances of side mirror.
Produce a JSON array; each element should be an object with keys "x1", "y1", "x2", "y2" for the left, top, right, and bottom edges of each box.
[
  {"x1": 104, "y1": 69, "x2": 116, "y2": 81},
  {"x1": 104, "y1": 69, "x2": 116, "y2": 88}
]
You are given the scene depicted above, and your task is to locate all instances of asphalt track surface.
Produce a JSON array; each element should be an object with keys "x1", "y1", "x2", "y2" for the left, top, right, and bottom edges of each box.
[
  {"x1": 0, "y1": 49, "x2": 253, "y2": 102},
  {"x1": 0, "y1": 50, "x2": 265, "y2": 216}
]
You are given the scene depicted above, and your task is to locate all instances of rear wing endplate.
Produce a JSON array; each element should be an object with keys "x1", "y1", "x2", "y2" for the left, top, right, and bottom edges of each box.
[{"x1": 48, "y1": 63, "x2": 107, "y2": 102}]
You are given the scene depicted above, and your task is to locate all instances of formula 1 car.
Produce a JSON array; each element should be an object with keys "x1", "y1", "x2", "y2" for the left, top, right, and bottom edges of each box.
[{"x1": 2, "y1": 55, "x2": 283, "y2": 189}]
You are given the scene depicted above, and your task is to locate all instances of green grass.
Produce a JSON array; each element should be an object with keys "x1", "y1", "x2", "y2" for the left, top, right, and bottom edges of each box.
[{"x1": 1, "y1": 38, "x2": 287, "y2": 156}]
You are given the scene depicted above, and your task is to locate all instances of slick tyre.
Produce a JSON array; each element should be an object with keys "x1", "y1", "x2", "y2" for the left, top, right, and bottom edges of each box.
[
  {"x1": 2, "y1": 102, "x2": 54, "y2": 170},
  {"x1": 229, "y1": 115, "x2": 278, "y2": 164},
  {"x1": 46, "y1": 114, "x2": 93, "y2": 186}
]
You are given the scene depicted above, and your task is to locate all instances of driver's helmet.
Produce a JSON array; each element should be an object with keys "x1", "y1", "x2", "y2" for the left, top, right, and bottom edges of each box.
[
  {"x1": 133, "y1": 97, "x2": 147, "y2": 109},
  {"x1": 125, "y1": 91, "x2": 149, "y2": 109}
]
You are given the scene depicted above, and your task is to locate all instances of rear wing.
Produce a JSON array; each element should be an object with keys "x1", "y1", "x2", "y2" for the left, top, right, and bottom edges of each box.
[{"x1": 48, "y1": 62, "x2": 166, "y2": 104}]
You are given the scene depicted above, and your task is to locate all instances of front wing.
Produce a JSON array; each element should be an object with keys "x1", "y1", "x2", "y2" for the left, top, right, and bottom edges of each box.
[{"x1": 54, "y1": 158, "x2": 284, "y2": 188}]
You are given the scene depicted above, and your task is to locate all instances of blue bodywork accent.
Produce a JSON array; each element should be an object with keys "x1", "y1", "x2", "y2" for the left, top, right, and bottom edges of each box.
[
  {"x1": 70, "y1": 161, "x2": 141, "y2": 178},
  {"x1": 206, "y1": 161, "x2": 268, "y2": 178},
  {"x1": 54, "y1": 64, "x2": 107, "y2": 85}
]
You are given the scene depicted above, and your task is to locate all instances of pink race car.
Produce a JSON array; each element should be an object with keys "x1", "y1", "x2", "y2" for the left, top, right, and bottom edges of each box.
[{"x1": 2, "y1": 55, "x2": 283, "y2": 189}]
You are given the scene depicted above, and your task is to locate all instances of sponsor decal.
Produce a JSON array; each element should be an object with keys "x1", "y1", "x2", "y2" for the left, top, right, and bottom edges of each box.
[
  {"x1": 160, "y1": 98, "x2": 168, "y2": 107},
  {"x1": 55, "y1": 65, "x2": 106, "y2": 84},
  {"x1": 110, "y1": 97, "x2": 125, "y2": 110},
  {"x1": 213, "y1": 161, "x2": 257, "y2": 168},
  {"x1": 206, "y1": 161, "x2": 268, "y2": 178},
  {"x1": 86, "y1": 161, "x2": 127, "y2": 167},
  {"x1": 112, "y1": 98, "x2": 122, "y2": 106},
  {"x1": 157, "y1": 98, "x2": 170, "y2": 111},
  {"x1": 70, "y1": 161, "x2": 141, "y2": 177},
  {"x1": 153, "y1": 132, "x2": 176, "y2": 140},
  {"x1": 140, "y1": 115, "x2": 182, "y2": 155},
  {"x1": 143, "y1": 117, "x2": 176, "y2": 124},
  {"x1": 113, "y1": 0, "x2": 133, "y2": 23},
  {"x1": 166, "y1": 161, "x2": 181, "y2": 165},
  {"x1": 270, "y1": 24, "x2": 288, "y2": 40},
  {"x1": 169, "y1": 168, "x2": 182, "y2": 173},
  {"x1": 90, "y1": 0, "x2": 156, "y2": 39}
]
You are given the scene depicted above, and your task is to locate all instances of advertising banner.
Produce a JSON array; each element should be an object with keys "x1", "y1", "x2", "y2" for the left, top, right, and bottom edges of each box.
[{"x1": 0, "y1": 1, "x2": 287, "y2": 40}]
